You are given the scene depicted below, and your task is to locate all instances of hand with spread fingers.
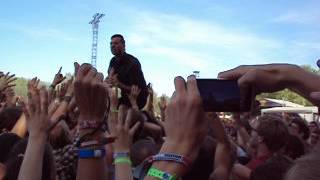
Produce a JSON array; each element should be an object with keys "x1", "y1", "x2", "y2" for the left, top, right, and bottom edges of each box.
[
  {"x1": 128, "y1": 85, "x2": 141, "y2": 110},
  {"x1": 4, "y1": 87, "x2": 17, "y2": 107},
  {"x1": 0, "y1": 72, "x2": 17, "y2": 92},
  {"x1": 113, "y1": 106, "x2": 141, "y2": 153},
  {"x1": 24, "y1": 86, "x2": 52, "y2": 139},
  {"x1": 27, "y1": 77, "x2": 40, "y2": 92}
]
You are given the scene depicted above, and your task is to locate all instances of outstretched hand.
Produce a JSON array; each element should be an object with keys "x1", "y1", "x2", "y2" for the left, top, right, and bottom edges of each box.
[
  {"x1": 0, "y1": 72, "x2": 17, "y2": 92},
  {"x1": 74, "y1": 63, "x2": 108, "y2": 124},
  {"x1": 23, "y1": 87, "x2": 53, "y2": 139},
  {"x1": 113, "y1": 106, "x2": 140, "y2": 153},
  {"x1": 162, "y1": 75, "x2": 207, "y2": 161},
  {"x1": 52, "y1": 67, "x2": 66, "y2": 87}
]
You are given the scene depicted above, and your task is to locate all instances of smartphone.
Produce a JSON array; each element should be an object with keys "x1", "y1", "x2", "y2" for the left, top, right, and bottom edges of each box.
[{"x1": 196, "y1": 79, "x2": 252, "y2": 112}]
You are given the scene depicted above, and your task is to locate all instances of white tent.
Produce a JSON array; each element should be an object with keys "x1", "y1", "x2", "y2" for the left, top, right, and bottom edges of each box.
[{"x1": 261, "y1": 106, "x2": 318, "y2": 122}]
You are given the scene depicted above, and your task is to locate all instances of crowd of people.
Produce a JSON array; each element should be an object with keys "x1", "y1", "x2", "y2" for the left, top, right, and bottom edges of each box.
[{"x1": 0, "y1": 34, "x2": 320, "y2": 180}]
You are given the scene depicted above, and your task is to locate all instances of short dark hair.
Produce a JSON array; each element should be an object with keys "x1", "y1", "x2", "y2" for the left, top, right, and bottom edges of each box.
[
  {"x1": 4, "y1": 138, "x2": 55, "y2": 180},
  {"x1": 251, "y1": 155, "x2": 293, "y2": 180},
  {"x1": 285, "y1": 145, "x2": 320, "y2": 180},
  {"x1": 291, "y1": 118, "x2": 310, "y2": 140},
  {"x1": 111, "y1": 34, "x2": 125, "y2": 44},
  {"x1": 0, "y1": 107, "x2": 23, "y2": 131},
  {"x1": 284, "y1": 135, "x2": 305, "y2": 160},
  {"x1": 257, "y1": 114, "x2": 289, "y2": 152},
  {"x1": 0, "y1": 133, "x2": 21, "y2": 163}
]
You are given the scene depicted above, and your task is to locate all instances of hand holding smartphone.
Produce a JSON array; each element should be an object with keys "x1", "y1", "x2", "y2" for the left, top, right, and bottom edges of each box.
[{"x1": 196, "y1": 79, "x2": 253, "y2": 112}]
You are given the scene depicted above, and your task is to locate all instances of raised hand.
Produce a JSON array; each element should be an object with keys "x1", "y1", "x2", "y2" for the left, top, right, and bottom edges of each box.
[
  {"x1": 27, "y1": 77, "x2": 40, "y2": 92},
  {"x1": 113, "y1": 106, "x2": 140, "y2": 153},
  {"x1": 0, "y1": 72, "x2": 17, "y2": 92},
  {"x1": 52, "y1": 67, "x2": 66, "y2": 87},
  {"x1": 4, "y1": 87, "x2": 17, "y2": 107},
  {"x1": 127, "y1": 85, "x2": 141, "y2": 110},
  {"x1": 158, "y1": 96, "x2": 167, "y2": 111},
  {"x1": 162, "y1": 76, "x2": 207, "y2": 161},
  {"x1": 74, "y1": 63, "x2": 108, "y2": 125},
  {"x1": 24, "y1": 86, "x2": 52, "y2": 139}
]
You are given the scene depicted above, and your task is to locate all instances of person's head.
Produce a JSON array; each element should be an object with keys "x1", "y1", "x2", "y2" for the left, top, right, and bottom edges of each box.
[
  {"x1": 183, "y1": 136, "x2": 217, "y2": 180},
  {"x1": 48, "y1": 120, "x2": 72, "y2": 149},
  {"x1": 130, "y1": 139, "x2": 159, "y2": 167},
  {"x1": 309, "y1": 129, "x2": 320, "y2": 146},
  {"x1": 110, "y1": 34, "x2": 125, "y2": 56},
  {"x1": 289, "y1": 118, "x2": 310, "y2": 141},
  {"x1": 251, "y1": 155, "x2": 293, "y2": 180},
  {"x1": 308, "y1": 121, "x2": 319, "y2": 133},
  {"x1": 4, "y1": 138, "x2": 56, "y2": 180},
  {"x1": 285, "y1": 145, "x2": 320, "y2": 180},
  {"x1": 254, "y1": 114, "x2": 289, "y2": 153},
  {"x1": 284, "y1": 135, "x2": 305, "y2": 160},
  {"x1": 0, "y1": 107, "x2": 22, "y2": 132},
  {"x1": 0, "y1": 133, "x2": 21, "y2": 163}
]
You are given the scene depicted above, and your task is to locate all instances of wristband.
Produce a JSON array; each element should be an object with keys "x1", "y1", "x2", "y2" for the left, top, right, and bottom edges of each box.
[
  {"x1": 80, "y1": 137, "x2": 115, "y2": 148},
  {"x1": 78, "y1": 148, "x2": 105, "y2": 159},
  {"x1": 79, "y1": 120, "x2": 100, "y2": 130},
  {"x1": 146, "y1": 153, "x2": 191, "y2": 169},
  {"x1": 111, "y1": 108, "x2": 119, "y2": 113},
  {"x1": 113, "y1": 152, "x2": 130, "y2": 159},
  {"x1": 114, "y1": 157, "x2": 132, "y2": 165},
  {"x1": 147, "y1": 167, "x2": 177, "y2": 180}
]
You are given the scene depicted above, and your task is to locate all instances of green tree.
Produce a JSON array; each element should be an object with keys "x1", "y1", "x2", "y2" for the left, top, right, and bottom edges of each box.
[{"x1": 257, "y1": 64, "x2": 319, "y2": 106}]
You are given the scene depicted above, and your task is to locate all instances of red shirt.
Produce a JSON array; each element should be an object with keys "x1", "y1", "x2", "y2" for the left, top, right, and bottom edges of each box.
[{"x1": 246, "y1": 154, "x2": 272, "y2": 170}]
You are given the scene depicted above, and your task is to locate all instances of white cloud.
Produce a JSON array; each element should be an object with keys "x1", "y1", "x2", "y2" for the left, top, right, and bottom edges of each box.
[
  {"x1": 0, "y1": 21, "x2": 77, "y2": 41},
  {"x1": 126, "y1": 11, "x2": 283, "y2": 71},
  {"x1": 142, "y1": 46, "x2": 210, "y2": 69},
  {"x1": 271, "y1": 10, "x2": 320, "y2": 25}
]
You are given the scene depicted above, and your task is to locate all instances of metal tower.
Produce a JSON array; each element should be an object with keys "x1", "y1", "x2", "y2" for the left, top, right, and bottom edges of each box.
[{"x1": 89, "y1": 13, "x2": 104, "y2": 68}]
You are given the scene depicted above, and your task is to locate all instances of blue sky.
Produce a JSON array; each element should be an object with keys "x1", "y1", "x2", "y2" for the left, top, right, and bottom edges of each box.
[{"x1": 1, "y1": 0, "x2": 320, "y2": 95}]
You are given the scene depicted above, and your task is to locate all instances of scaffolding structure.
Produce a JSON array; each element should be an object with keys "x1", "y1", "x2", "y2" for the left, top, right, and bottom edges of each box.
[{"x1": 89, "y1": 13, "x2": 104, "y2": 67}]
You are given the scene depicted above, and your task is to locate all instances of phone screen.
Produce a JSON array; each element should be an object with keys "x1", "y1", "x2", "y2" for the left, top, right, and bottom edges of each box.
[{"x1": 196, "y1": 79, "x2": 251, "y2": 112}]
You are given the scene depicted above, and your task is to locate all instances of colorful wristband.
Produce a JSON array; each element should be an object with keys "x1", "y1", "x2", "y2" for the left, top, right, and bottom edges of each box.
[
  {"x1": 111, "y1": 108, "x2": 119, "y2": 113},
  {"x1": 80, "y1": 137, "x2": 115, "y2": 148},
  {"x1": 114, "y1": 157, "x2": 132, "y2": 165},
  {"x1": 147, "y1": 153, "x2": 191, "y2": 169},
  {"x1": 113, "y1": 152, "x2": 130, "y2": 159},
  {"x1": 147, "y1": 167, "x2": 177, "y2": 180},
  {"x1": 79, "y1": 120, "x2": 100, "y2": 130},
  {"x1": 78, "y1": 148, "x2": 105, "y2": 159}
]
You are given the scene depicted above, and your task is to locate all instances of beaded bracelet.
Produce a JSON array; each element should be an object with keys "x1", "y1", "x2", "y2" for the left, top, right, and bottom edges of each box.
[{"x1": 147, "y1": 167, "x2": 177, "y2": 180}]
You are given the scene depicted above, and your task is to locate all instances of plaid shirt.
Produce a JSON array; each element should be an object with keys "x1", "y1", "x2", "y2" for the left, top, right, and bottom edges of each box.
[{"x1": 53, "y1": 137, "x2": 79, "y2": 180}]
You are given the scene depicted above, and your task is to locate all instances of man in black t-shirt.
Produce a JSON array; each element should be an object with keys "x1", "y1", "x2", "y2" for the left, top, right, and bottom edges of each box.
[{"x1": 107, "y1": 34, "x2": 148, "y2": 109}]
